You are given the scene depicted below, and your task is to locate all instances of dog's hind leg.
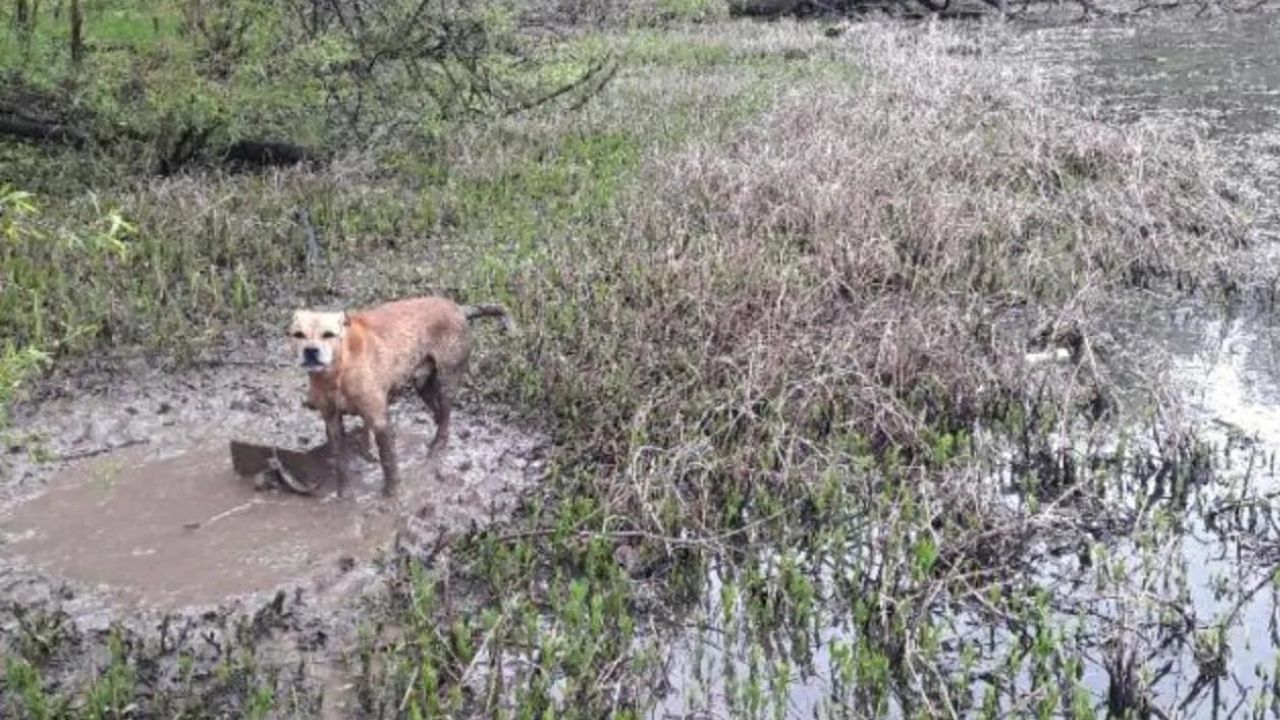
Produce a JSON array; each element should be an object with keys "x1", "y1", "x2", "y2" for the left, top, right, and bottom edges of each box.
[
  {"x1": 375, "y1": 424, "x2": 399, "y2": 497},
  {"x1": 416, "y1": 366, "x2": 454, "y2": 458}
]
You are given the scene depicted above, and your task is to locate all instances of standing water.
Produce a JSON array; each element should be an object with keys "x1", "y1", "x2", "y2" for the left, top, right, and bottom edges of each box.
[{"x1": 1015, "y1": 12, "x2": 1280, "y2": 717}]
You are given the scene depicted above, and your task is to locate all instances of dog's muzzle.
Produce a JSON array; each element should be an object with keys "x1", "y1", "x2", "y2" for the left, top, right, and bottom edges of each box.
[{"x1": 301, "y1": 346, "x2": 327, "y2": 372}]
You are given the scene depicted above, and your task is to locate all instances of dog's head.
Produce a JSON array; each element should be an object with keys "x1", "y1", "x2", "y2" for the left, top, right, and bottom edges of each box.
[{"x1": 288, "y1": 310, "x2": 348, "y2": 373}]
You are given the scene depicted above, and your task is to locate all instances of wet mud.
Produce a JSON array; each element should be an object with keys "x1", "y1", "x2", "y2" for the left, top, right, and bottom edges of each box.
[{"x1": 0, "y1": 339, "x2": 547, "y2": 715}]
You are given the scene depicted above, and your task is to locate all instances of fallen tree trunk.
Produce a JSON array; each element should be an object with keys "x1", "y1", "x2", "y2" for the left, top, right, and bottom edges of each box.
[
  {"x1": 727, "y1": 0, "x2": 803, "y2": 15},
  {"x1": 222, "y1": 139, "x2": 318, "y2": 169},
  {"x1": 0, "y1": 113, "x2": 89, "y2": 148},
  {"x1": 0, "y1": 110, "x2": 320, "y2": 172}
]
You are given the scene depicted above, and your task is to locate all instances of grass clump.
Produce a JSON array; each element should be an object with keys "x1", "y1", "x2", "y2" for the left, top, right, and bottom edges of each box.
[
  {"x1": 0, "y1": 165, "x2": 423, "y2": 365},
  {"x1": 480, "y1": 22, "x2": 1243, "y2": 495}
]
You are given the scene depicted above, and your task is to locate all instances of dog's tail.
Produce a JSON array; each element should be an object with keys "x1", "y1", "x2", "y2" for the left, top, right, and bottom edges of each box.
[{"x1": 462, "y1": 303, "x2": 516, "y2": 334}]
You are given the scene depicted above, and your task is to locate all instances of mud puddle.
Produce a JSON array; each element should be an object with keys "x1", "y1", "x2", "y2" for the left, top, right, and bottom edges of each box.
[
  {"x1": 0, "y1": 338, "x2": 546, "y2": 716},
  {"x1": 2, "y1": 419, "x2": 518, "y2": 611}
]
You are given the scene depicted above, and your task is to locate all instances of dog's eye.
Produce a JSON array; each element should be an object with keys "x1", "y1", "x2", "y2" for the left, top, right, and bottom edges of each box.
[
  {"x1": 321, "y1": 331, "x2": 337, "y2": 339},
  {"x1": 291, "y1": 331, "x2": 305, "y2": 339}
]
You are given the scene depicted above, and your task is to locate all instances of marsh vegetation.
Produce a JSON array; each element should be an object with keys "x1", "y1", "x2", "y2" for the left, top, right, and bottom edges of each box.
[{"x1": 3, "y1": 0, "x2": 1279, "y2": 718}]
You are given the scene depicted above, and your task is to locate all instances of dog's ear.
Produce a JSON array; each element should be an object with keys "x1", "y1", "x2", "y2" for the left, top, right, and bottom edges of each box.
[{"x1": 341, "y1": 311, "x2": 350, "y2": 327}]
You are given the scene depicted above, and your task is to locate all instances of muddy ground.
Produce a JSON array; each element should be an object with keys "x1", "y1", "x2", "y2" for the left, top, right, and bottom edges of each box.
[{"x1": 0, "y1": 338, "x2": 548, "y2": 716}]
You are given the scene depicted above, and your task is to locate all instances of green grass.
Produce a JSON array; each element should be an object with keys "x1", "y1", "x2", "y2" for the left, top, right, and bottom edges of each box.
[
  {"x1": 0, "y1": 17, "x2": 814, "y2": 370},
  {"x1": 1, "y1": 1, "x2": 179, "y2": 78},
  {"x1": 625, "y1": 29, "x2": 734, "y2": 66}
]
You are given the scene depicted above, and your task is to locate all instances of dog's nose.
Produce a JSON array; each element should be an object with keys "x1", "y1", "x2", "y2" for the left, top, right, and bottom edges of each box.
[{"x1": 303, "y1": 347, "x2": 320, "y2": 364}]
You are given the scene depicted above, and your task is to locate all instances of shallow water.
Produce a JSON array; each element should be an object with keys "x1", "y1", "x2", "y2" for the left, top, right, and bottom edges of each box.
[
  {"x1": 992, "y1": 13, "x2": 1280, "y2": 714},
  {"x1": 5, "y1": 427, "x2": 495, "y2": 609},
  {"x1": 1019, "y1": 11, "x2": 1280, "y2": 235},
  {"x1": 991, "y1": 11, "x2": 1280, "y2": 715},
  {"x1": 1028, "y1": 3, "x2": 1280, "y2": 604}
]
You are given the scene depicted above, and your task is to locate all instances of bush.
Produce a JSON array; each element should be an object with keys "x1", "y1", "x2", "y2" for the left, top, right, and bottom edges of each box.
[{"x1": 0, "y1": 0, "x2": 614, "y2": 176}]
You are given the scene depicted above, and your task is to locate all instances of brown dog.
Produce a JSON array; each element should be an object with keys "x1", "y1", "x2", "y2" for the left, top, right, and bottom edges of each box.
[{"x1": 288, "y1": 296, "x2": 511, "y2": 497}]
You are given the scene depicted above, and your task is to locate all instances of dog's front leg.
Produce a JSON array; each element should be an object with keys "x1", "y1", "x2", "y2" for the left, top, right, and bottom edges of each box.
[{"x1": 325, "y1": 412, "x2": 350, "y2": 497}]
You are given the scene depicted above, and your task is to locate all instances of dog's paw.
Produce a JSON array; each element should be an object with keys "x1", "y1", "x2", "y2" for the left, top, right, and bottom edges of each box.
[
  {"x1": 368, "y1": 494, "x2": 404, "y2": 515},
  {"x1": 253, "y1": 471, "x2": 277, "y2": 492},
  {"x1": 329, "y1": 483, "x2": 352, "y2": 502}
]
